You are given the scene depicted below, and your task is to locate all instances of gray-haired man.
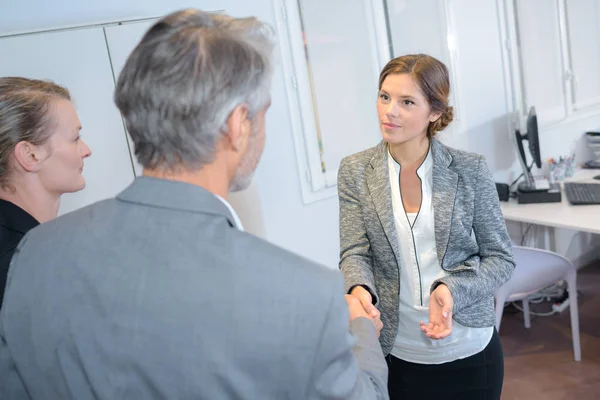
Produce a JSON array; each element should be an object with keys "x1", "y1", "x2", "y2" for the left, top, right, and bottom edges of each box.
[{"x1": 0, "y1": 9, "x2": 388, "y2": 399}]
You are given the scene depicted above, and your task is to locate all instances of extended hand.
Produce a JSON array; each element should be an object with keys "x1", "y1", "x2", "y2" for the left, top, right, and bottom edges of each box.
[
  {"x1": 420, "y1": 284, "x2": 453, "y2": 340},
  {"x1": 349, "y1": 286, "x2": 383, "y2": 337}
]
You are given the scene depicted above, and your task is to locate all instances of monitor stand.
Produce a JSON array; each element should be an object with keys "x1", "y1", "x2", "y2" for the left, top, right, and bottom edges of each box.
[{"x1": 517, "y1": 181, "x2": 562, "y2": 204}]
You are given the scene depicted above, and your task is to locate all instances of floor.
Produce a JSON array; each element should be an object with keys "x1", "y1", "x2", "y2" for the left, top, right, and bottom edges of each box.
[{"x1": 500, "y1": 259, "x2": 600, "y2": 400}]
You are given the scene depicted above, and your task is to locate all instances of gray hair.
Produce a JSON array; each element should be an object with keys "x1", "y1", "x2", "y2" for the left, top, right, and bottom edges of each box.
[
  {"x1": 0, "y1": 77, "x2": 71, "y2": 190},
  {"x1": 114, "y1": 9, "x2": 275, "y2": 171}
]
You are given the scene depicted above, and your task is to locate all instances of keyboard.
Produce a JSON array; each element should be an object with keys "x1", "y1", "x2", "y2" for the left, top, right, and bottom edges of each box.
[{"x1": 564, "y1": 182, "x2": 600, "y2": 205}]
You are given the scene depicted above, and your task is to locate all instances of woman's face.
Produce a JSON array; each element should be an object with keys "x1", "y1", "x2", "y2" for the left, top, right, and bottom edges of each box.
[
  {"x1": 36, "y1": 99, "x2": 92, "y2": 195},
  {"x1": 376, "y1": 73, "x2": 440, "y2": 146}
]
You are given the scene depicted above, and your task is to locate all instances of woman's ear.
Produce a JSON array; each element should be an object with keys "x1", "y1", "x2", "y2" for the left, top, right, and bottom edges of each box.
[
  {"x1": 429, "y1": 111, "x2": 443, "y2": 123},
  {"x1": 13, "y1": 141, "x2": 47, "y2": 172}
]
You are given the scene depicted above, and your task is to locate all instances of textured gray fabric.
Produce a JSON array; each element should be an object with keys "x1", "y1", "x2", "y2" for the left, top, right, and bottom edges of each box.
[{"x1": 338, "y1": 138, "x2": 515, "y2": 355}]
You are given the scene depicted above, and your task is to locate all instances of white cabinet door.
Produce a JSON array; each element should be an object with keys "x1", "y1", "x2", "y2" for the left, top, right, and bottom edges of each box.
[
  {"x1": 566, "y1": 0, "x2": 600, "y2": 110},
  {"x1": 104, "y1": 20, "x2": 156, "y2": 76},
  {"x1": 104, "y1": 20, "x2": 156, "y2": 176},
  {"x1": 0, "y1": 27, "x2": 136, "y2": 215},
  {"x1": 514, "y1": 1, "x2": 566, "y2": 125}
]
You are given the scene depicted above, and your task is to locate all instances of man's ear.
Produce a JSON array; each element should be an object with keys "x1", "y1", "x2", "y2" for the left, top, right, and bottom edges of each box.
[
  {"x1": 13, "y1": 141, "x2": 46, "y2": 172},
  {"x1": 225, "y1": 104, "x2": 251, "y2": 152}
]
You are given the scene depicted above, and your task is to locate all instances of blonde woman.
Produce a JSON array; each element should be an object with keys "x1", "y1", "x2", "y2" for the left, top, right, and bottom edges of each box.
[{"x1": 0, "y1": 77, "x2": 91, "y2": 307}]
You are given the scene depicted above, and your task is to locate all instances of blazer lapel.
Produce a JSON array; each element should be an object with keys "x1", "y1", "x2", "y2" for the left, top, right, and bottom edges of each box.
[
  {"x1": 431, "y1": 139, "x2": 458, "y2": 266},
  {"x1": 366, "y1": 141, "x2": 401, "y2": 266}
]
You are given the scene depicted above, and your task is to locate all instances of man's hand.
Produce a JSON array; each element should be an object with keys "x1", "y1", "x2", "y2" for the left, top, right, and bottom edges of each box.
[
  {"x1": 420, "y1": 284, "x2": 453, "y2": 340},
  {"x1": 349, "y1": 286, "x2": 383, "y2": 337}
]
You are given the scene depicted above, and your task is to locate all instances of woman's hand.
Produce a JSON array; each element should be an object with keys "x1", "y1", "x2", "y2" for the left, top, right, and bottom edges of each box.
[
  {"x1": 420, "y1": 284, "x2": 453, "y2": 340},
  {"x1": 350, "y1": 286, "x2": 383, "y2": 337}
]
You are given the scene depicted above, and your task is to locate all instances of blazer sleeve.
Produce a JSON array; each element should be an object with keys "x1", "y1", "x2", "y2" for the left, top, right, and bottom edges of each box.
[
  {"x1": 0, "y1": 246, "x2": 30, "y2": 399},
  {"x1": 338, "y1": 157, "x2": 379, "y2": 304},
  {"x1": 306, "y1": 274, "x2": 389, "y2": 400},
  {"x1": 0, "y1": 333, "x2": 29, "y2": 399},
  {"x1": 432, "y1": 156, "x2": 516, "y2": 313}
]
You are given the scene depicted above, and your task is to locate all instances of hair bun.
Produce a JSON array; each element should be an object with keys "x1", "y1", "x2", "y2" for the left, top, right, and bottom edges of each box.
[{"x1": 430, "y1": 105, "x2": 454, "y2": 135}]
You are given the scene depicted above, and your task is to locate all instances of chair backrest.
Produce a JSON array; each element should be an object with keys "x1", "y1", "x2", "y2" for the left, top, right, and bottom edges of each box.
[{"x1": 496, "y1": 246, "x2": 576, "y2": 301}]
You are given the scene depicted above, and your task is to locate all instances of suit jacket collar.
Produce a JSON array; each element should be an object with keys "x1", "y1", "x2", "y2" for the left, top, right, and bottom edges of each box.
[
  {"x1": 117, "y1": 177, "x2": 238, "y2": 229},
  {"x1": 367, "y1": 138, "x2": 458, "y2": 266}
]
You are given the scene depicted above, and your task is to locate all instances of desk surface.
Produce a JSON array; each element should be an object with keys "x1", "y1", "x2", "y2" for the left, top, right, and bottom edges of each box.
[{"x1": 500, "y1": 169, "x2": 600, "y2": 235}]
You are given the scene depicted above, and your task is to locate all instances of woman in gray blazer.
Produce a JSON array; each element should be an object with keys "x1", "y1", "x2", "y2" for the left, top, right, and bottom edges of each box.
[{"x1": 338, "y1": 54, "x2": 515, "y2": 400}]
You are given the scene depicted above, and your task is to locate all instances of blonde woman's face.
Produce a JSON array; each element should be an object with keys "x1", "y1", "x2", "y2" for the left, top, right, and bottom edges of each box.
[
  {"x1": 36, "y1": 99, "x2": 92, "y2": 195},
  {"x1": 376, "y1": 73, "x2": 439, "y2": 146}
]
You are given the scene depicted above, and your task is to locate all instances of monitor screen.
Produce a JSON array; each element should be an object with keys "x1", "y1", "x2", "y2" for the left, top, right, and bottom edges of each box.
[
  {"x1": 514, "y1": 106, "x2": 542, "y2": 191},
  {"x1": 526, "y1": 107, "x2": 541, "y2": 168}
]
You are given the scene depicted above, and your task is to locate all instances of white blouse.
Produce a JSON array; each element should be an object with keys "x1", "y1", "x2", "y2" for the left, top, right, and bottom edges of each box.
[{"x1": 387, "y1": 147, "x2": 493, "y2": 364}]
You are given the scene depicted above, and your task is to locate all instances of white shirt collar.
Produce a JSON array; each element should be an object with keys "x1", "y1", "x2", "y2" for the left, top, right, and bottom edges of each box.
[
  {"x1": 387, "y1": 143, "x2": 433, "y2": 178},
  {"x1": 214, "y1": 194, "x2": 244, "y2": 231},
  {"x1": 417, "y1": 145, "x2": 433, "y2": 177}
]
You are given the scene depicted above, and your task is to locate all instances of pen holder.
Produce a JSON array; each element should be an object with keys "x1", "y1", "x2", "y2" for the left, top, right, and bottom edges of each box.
[{"x1": 548, "y1": 155, "x2": 575, "y2": 183}]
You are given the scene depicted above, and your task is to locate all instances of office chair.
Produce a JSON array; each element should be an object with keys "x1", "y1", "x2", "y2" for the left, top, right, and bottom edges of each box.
[{"x1": 494, "y1": 246, "x2": 581, "y2": 361}]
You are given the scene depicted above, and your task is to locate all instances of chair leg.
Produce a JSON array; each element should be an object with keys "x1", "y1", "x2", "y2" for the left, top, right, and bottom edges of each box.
[
  {"x1": 522, "y1": 300, "x2": 531, "y2": 329},
  {"x1": 566, "y1": 271, "x2": 581, "y2": 361},
  {"x1": 495, "y1": 296, "x2": 506, "y2": 332}
]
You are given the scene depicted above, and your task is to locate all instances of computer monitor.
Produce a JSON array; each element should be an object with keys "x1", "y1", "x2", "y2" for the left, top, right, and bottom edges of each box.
[{"x1": 515, "y1": 106, "x2": 542, "y2": 192}]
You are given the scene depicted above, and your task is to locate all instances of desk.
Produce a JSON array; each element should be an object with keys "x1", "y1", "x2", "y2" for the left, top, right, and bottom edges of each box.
[{"x1": 500, "y1": 169, "x2": 600, "y2": 236}]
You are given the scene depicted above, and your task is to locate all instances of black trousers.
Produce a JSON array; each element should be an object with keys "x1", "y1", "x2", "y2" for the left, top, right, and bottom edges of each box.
[{"x1": 386, "y1": 328, "x2": 504, "y2": 400}]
